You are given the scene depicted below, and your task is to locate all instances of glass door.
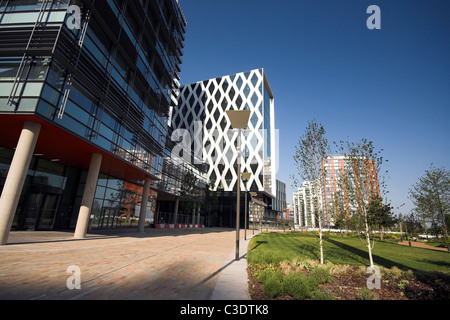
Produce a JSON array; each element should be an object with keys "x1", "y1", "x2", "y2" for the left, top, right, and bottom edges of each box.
[
  {"x1": 22, "y1": 193, "x2": 43, "y2": 230},
  {"x1": 22, "y1": 192, "x2": 61, "y2": 230},
  {"x1": 36, "y1": 194, "x2": 60, "y2": 230}
]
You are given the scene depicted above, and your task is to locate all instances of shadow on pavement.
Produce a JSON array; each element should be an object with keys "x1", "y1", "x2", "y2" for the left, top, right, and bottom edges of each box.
[{"x1": 5, "y1": 227, "x2": 236, "y2": 246}]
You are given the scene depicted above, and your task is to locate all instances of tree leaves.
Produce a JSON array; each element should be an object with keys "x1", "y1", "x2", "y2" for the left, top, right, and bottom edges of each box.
[{"x1": 408, "y1": 164, "x2": 450, "y2": 238}]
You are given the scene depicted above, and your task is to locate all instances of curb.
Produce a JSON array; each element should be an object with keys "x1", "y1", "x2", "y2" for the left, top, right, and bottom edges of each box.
[{"x1": 210, "y1": 233, "x2": 259, "y2": 300}]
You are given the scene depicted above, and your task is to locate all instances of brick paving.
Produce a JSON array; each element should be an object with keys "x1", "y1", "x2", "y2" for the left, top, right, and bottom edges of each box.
[{"x1": 0, "y1": 228, "x2": 256, "y2": 300}]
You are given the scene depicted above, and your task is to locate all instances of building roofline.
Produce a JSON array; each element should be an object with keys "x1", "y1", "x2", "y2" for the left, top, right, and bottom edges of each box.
[
  {"x1": 261, "y1": 68, "x2": 274, "y2": 99},
  {"x1": 180, "y1": 67, "x2": 270, "y2": 88}
]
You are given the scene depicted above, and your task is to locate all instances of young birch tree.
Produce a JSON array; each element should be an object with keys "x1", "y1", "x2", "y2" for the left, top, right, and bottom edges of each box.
[
  {"x1": 336, "y1": 139, "x2": 386, "y2": 268},
  {"x1": 293, "y1": 120, "x2": 328, "y2": 264}
]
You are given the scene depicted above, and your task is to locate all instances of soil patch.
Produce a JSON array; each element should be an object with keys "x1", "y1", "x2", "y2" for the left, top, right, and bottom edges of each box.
[{"x1": 248, "y1": 266, "x2": 450, "y2": 300}]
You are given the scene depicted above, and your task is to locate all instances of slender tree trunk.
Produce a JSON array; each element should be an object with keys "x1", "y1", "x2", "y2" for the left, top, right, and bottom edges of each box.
[
  {"x1": 364, "y1": 211, "x2": 374, "y2": 267},
  {"x1": 380, "y1": 226, "x2": 384, "y2": 241},
  {"x1": 440, "y1": 210, "x2": 449, "y2": 239},
  {"x1": 319, "y1": 217, "x2": 324, "y2": 264}
]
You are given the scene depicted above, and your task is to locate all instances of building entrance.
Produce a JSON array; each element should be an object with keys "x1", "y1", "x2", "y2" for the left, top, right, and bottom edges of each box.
[{"x1": 21, "y1": 186, "x2": 62, "y2": 231}]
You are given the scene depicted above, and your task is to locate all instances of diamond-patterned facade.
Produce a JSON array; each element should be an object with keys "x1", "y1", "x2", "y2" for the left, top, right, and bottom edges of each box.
[{"x1": 171, "y1": 68, "x2": 276, "y2": 197}]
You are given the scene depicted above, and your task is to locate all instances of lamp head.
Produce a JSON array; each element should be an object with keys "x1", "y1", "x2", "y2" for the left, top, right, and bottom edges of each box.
[
  {"x1": 226, "y1": 110, "x2": 251, "y2": 129},
  {"x1": 241, "y1": 172, "x2": 252, "y2": 180}
]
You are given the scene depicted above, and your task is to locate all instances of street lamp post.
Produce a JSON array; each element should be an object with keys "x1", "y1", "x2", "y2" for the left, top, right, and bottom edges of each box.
[
  {"x1": 242, "y1": 172, "x2": 251, "y2": 241},
  {"x1": 250, "y1": 192, "x2": 257, "y2": 235},
  {"x1": 226, "y1": 110, "x2": 250, "y2": 261}
]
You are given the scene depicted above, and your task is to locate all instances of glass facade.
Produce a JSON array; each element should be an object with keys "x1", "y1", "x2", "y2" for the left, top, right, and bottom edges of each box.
[
  {"x1": 172, "y1": 68, "x2": 277, "y2": 228},
  {"x1": 173, "y1": 68, "x2": 275, "y2": 195},
  {"x1": 0, "y1": 0, "x2": 186, "y2": 178},
  {"x1": 0, "y1": 0, "x2": 190, "y2": 231},
  {"x1": 0, "y1": 146, "x2": 157, "y2": 230}
]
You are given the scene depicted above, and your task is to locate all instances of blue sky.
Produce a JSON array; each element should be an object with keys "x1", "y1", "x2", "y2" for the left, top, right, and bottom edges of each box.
[{"x1": 177, "y1": 0, "x2": 450, "y2": 215}]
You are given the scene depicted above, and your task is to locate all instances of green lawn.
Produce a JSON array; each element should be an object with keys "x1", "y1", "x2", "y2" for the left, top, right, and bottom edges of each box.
[{"x1": 247, "y1": 232, "x2": 450, "y2": 273}]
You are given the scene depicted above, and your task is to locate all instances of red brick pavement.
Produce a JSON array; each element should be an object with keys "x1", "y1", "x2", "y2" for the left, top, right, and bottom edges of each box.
[{"x1": 0, "y1": 228, "x2": 252, "y2": 300}]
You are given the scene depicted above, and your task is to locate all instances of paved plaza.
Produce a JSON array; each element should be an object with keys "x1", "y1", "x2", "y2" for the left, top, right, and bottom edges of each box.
[{"x1": 0, "y1": 228, "x2": 258, "y2": 300}]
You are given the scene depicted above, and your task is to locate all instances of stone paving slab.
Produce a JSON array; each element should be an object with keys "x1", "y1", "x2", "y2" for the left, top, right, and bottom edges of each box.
[{"x1": 0, "y1": 228, "x2": 259, "y2": 300}]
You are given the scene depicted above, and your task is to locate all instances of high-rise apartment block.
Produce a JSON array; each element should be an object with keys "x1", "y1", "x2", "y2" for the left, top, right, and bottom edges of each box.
[
  {"x1": 293, "y1": 180, "x2": 322, "y2": 228},
  {"x1": 293, "y1": 154, "x2": 380, "y2": 228},
  {"x1": 322, "y1": 154, "x2": 380, "y2": 224}
]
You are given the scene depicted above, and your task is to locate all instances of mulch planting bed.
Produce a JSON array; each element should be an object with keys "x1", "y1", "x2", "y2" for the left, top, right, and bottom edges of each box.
[{"x1": 248, "y1": 265, "x2": 450, "y2": 300}]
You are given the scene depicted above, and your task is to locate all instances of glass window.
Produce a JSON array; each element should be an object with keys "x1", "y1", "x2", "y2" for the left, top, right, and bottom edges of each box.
[
  {"x1": 101, "y1": 109, "x2": 117, "y2": 129},
  {"x1": 0, "y1": 58, "x2": 21, "y2": 80},
  {"x1": 46, "y1": 61, "x2": 65, "y2": 90},
  {"x1": 17, "y1": 98, "x2": 38, "y2": 112},
  {"x1": 4, "y1": 0, "x2": 60, "y2": 11},
  {"x1": 97, "y1": 174, "x2": 108, "y2": 186},
  {"x1": 92, "y1": 135, "x2": 113, "y2": 152},
  {"x1": 22, "y1": 82, "x2": 44, "y2": 97},
  {"x1": 83, "y1": 35, "x2": 109, "y2": 69},
  {"x1": 112, "y1": 52, "x2": 128, "y2": 79},
  {"x1": 53, "y1": 0, "x2": 70, "y2": 10},
  {"x1": 0, "y1": 98, "x2": 15, "y2": 111},
  {"x1": 107, "y1": 178, "x2": 123, "y2": 190},
  {"x1": 64, "y1": 100, "x2": 91, "y2": 125},
  {"x1": 48, "y1": 10, "x2": 66, "y2": 23},
  {"x1": 97, "y1": 123, "x2": 115, "y2": 142},
  {"x1": 1, "y1": 12, "x2": 40, "y2": 24},
  {"x1": 33, "y1": 158, "x2": 66, "y2": 189},
  {"x1": 69, "y1": 82, "x2": 95, "y2": 113},
  {"x1": 41, "y1": 84, "x2": 61, "y2": 106},
  {"x1": 0, "y1": 81, "x2": 22, "y2": 97},
  {"x1": 95, "y1": 185, "x2": 106, "y2": 199},
  {"x1": 36, "y1": 99, "x2": 56, "y2": 119},
  {"x1": 263, "y1": 84, "x2": 271, "y2": 158},
  {"x1": 104, "y1": 187, "x2": 122, "y2": 203},
  {"x1": 86, "y1": 19, "x2": 111, "y2": 57},
  {"x1": 55, "y1": 113, "x2": 90, "y2": 138},
  {"x1": 111, "y1": 68, "x2": 127, "y2": 91}
]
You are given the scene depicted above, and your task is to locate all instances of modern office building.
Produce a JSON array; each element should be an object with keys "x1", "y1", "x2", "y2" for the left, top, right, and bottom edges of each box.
[
  {"x1": 0, "y1": 0, "x2": 188, "y2": 244},
  {"x1": 172, "y1": 68, "x2": 277, "y2": 227}
]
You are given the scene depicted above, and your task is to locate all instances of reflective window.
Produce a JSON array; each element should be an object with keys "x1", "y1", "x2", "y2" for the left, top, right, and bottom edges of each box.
[
  {"x1": 64, "y1": 100, "x2": 92, "y2": 125},
  {"x1": 22, "y1": 82, "x2": 44, "y2": 97},
  {"x1": 41, "y1": 84, "x2": 61, "y2": 106},
  {"x1": 46, "y1": 61, "x2": 65, "y2": 90},
  {"x1": 55, "y1": 113, "x2": 90, "y2": 138},
  {"x1": 17, "y1": 98, "x2": 38, "y2": 112},
  {"x1": 33, "y1": 158, "x2": 66, "y2": 189},
  {"x1": 0, "y1": 10, "x2": 66, "y2": 25}
]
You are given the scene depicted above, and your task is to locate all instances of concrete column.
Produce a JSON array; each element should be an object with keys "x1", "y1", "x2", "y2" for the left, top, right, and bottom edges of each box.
[
  {"x1": 197, "y1": 205, "x2": 201, "y2": 225},
  {"x1": 0, "y1": 121, "x2": 41, "y2": 245},
  {"x1": 74, "y1": 153, "x2": 102, "y2": 239},
  {"x1": 173, "y1": 197, "x2": 179, "y2": 224},
  {"x1": 137, "y1": 178, "x2": 151, "y2": 233}
]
